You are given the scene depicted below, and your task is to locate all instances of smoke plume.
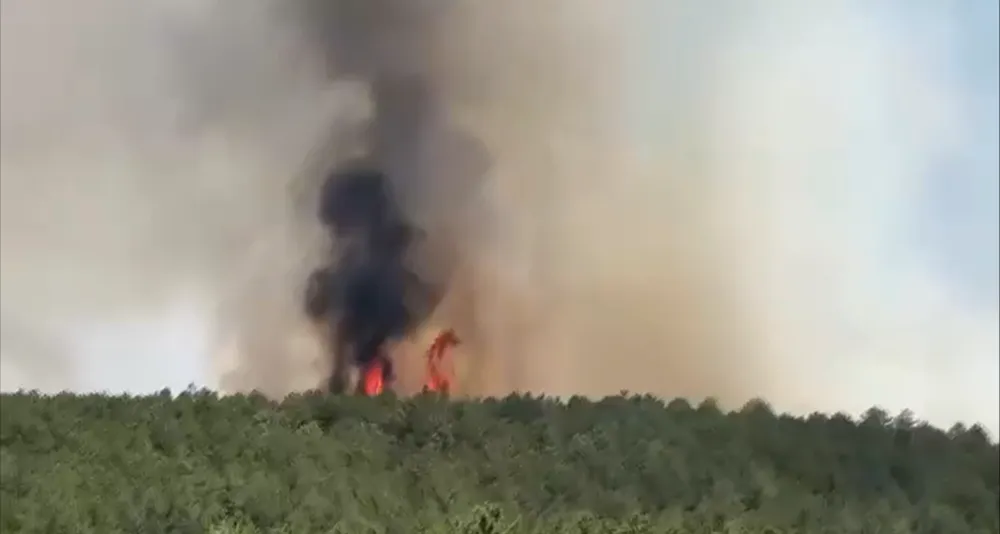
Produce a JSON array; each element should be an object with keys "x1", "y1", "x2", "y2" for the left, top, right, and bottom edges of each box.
[
  {"x1": 1, "y1": 0, "x2": 996, "y2": 430},
  {"x1": 260, "y1": 0, "x2": 768, "y2": 400}
]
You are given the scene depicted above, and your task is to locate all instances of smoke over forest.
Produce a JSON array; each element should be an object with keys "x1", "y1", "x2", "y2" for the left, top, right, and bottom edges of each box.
[{"x1": 2, "y1": 0, "x2": 996, "y2": 428}]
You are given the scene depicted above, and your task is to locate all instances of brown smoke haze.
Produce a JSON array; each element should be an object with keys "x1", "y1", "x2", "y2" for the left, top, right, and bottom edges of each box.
[
  {"x1": 206, "y1": 0, "x2": 769, "y2": 402},
  {"x1": 2, "y1": 0, "x2": 996, "y2": 428}
]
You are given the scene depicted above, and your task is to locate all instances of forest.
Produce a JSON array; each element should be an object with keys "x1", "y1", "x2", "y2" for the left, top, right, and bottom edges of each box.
[{"x1": 0, "y1": 389, "x2": 997, "y2": 533}]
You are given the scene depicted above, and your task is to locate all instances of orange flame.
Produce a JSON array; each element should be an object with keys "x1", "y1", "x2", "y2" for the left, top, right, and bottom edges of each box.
[
  {"x1": 362, "y1": 359, "x2": 385, "y2": 396},
  {"x1": 424, "y1": 329, "x2": 459, "y2": 394},
  {"x1": 357, "y1": 329, "x2": 459, "y2": 396}
]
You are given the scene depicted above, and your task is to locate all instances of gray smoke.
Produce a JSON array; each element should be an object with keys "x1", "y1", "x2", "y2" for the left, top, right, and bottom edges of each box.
[{"x1": 2, "y1": 0, "x2": 995, "y2": 434}]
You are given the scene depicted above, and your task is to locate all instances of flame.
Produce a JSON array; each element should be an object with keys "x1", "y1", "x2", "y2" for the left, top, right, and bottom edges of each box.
[
  {"x1": 424, "y1": 329, "x2": 459, "y2": 394},
  {"x1": 357, "y1": 329, "x2": 459, "y2": 396},
  {"x1": 362, "y1": 359, "x2": 386, "y2": 396}
]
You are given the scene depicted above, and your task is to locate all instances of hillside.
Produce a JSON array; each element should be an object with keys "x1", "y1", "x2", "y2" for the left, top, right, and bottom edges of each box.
[{"x1": 0, "y1": 390, "x2": 996, "y2": 534}]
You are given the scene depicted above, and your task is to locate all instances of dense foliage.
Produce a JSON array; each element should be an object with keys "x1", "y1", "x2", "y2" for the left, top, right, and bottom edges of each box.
[{"x1": 1, "y1": 390, "x2": 996, "y2": 533}]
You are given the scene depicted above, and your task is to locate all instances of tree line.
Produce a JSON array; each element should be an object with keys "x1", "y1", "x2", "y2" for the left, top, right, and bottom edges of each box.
[{"x1": 1, "y1": 389, "x2": 996, "y2": 533}]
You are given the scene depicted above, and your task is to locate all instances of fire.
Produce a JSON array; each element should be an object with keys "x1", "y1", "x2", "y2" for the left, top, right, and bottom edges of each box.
[
  {"x1": 424, "y1": 329, "x2": 460, "y2": 394},
  {"x1": 358, "y1": 329, "x2": 460, "y2": 396},
  {"x1": 361, "y1": 359, "x2": 386, "y2": 396}
]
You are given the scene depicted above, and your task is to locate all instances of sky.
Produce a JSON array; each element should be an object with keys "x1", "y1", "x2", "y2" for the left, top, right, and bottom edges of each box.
[
  {"x1": 1, "y1": 1, "x2": 997, "y2": 434},
  {"x1": 629, "y1": 1, "x2": 999, "y2": 431}
]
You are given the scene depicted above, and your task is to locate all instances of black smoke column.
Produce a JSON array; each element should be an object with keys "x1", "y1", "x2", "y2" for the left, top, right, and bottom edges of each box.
[{"x1": 304, "y1": 76, "x2": 438, "y2": 394}]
